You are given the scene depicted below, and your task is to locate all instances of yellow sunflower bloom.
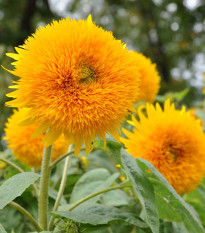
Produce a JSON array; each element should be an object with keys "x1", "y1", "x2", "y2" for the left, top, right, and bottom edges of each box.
[
  {"x1": 4, "y1": 109, "x2": 68, "y2": 168},
  {"x1": 5, "y1": 16, "x2": 140, "y2": 156},
  {"x1": 131, "y1": 51, "x2": 160, "y2": 103},
  {"x1": 121, "y1": 99, "x2": 205, "y2": 194}
]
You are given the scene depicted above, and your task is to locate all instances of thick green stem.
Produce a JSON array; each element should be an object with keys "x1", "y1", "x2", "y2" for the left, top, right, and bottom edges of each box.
[
  {"x1": 0, "y1": 157, "x2": 39, "y2": 197},
  {"x1": 9, "y1": 201, "x2": 42, "y2": 232},
  {"x1": 48, "y1": 145, "x2": 72, "y2": 230},
  {"x1": 49, "y1": 147, "x2": 85, "y2": 170},
  {"x1": 38, "y1": 145, "x2": 53, "y2": 230},
  {"x1": 67, "y1": 184, "x2": 131, "y2": 211}
]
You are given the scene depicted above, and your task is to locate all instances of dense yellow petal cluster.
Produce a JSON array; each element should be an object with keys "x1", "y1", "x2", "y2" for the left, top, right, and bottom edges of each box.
[
  {"x1": 131, "y1": 51, "x2": 160, "y2": 102},
  {"x1": 121, "y1": 99, "x2": 205, "y2": 194},
  {"x1": 4, "y1": 109, "x2": 68, "y2": 167},
  {"x1": 6, "y1": 16, "x2": 140, "y2": 156}
]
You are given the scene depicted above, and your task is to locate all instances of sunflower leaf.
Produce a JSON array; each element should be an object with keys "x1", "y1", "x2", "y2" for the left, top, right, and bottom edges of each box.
[
  {"x1": 121, "y1": 150, "x2": 159, "y2": 233},
  {"x1": 52, "y1": 203, "x2": 148, "y2": 229},
  {"x1": 0, "y1": 172, "x2": 40, "y2": 209},
  {"x1": 70, "y1": 168, "x2": 119, "y2": 204},
  {"x1": 137, "y1": 158, "x2": 205, "y2": 233},
  {"x1": 0, "y1": 223, "x2": 7, "y2": 233}
]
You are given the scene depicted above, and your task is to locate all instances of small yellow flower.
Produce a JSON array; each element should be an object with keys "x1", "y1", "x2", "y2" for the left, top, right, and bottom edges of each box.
[
  {"x1": 0, "y1": 161, "x2": 6, "y2": 169},
  {"x1": 131, "y1": 51, "x2": 160, "y2": 103},
  {"x1": 120, "y1": 176, "x2": 126, "y2": 181},
  {"x1": 4, "y1": 109, "x2": 68, "y2": 168},
  {"x1": 5, "y1": 16, "x2": 140, "y2": 156},
  {"x1": 121, "y1": 100, "x2": 205, "y2": 194},
  {"x1": 79, "y1": 156, "x2": 89, "y2": 171}
]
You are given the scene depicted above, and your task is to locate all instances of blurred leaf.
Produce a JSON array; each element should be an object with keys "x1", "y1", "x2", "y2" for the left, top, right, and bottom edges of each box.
[
  {"x1": 102, "y1": 189, "x2": 130, "y2": 206},
  {"x1": 0, "y1": 172, "x2": 40, "y2": 209},
  {"x1": 159, "y1": 221, "x2": 174, "y2": 233},
  {"x1": 30, "y1": 232, "x2": 51, "y2": 233},
  {"x1": 94, "y1": 139, "x2": 122, "y2": 163},
  {"x1": 121, "y1": 150, "x2": 159, "y2": 233},
  {"x1": 156, "y1": 88, "x2": 190, "y2": 103},
  {"x1": 70, "y1": 168, "x2": 119, "y2": 204},
  {"x1": 172, "y1": 222, "x2": 188, "y2": 233},
  {"x1": 194, "y1": 110, "x2": 205, "y2": 125},
  {"x1": 0, "y1": 206, "x2": 23, "y2": 233},
  {"x1": 88, "y1": 150, "x2": 117, "y2": 173},
  {"x1": 48, "y1": 187, "x2": 67, "y2": 205},
  {"x1": 137, "y1": 158, "x2": 205, "y2": 233},
  {"x1": 0, "y1": 224, "x2": 7, "y2": 233},
  {"x1": 53, "y1": 203, "x2": 148, "y2": 228},
  {"x1": 185, "y1": 181, "x2": 205, "y2": 227},
  {"x1": 173, "y1": 88, "x2": 190, "y2": 102}
]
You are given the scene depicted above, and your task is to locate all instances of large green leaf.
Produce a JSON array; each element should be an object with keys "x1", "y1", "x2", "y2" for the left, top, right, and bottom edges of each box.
[
  {"x1": 121, "y1": 150, "x2": 159, "y2": 233},
  {"x1": 102, "y1": 189, "x2": 130, "y2": 206},
  {"x1": 48, "y1": 187, "x2": 67, "y2": 205},
  {"x1": 0, "y1": 172, "x2": 40, "y2": 209},
  {"x1": 94, "y1": 139, "x2": 122, "y2": 163},
  {"x1": 137, "y1": 158, "x2": 205, "y2": 233},
  {"x1": 70, "y1": 168, "x2": 119, "y2": 204},
  {"x1": 0, "y1": 224, "x2": 7, "y2": 233},
  {"x1": 30, "y1": 232, "x2": 51, "y2": 233},
  {"x1": 53, "y1": 203, "x2": 148, "y2": 229},
  {"x1": 185, "y1": 184, "x2": 205, "y2": 227}
]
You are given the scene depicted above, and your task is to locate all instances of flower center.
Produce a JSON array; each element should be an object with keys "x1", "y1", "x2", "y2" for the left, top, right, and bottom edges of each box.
[
  {"x1": 79, "y1": 65, "x2": 96, "y2": 84},
  {"x1": 169, "y1": 149, "x2": 178, "y2": 161}
]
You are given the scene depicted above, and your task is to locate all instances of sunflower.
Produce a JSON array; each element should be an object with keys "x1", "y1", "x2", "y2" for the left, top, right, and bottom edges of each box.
[
  {"x1": 121, "y1": 100, "x2": 205, "y2": 194},
  {"x1": 5, "y1": 16, "x2": 140, "y2": 156},
  {"x1": 131, "y1": 51, "x2": 160, "y2": 103},
  {"x1": 4, "y1": 109, "x2": 68, "y2": 168}
]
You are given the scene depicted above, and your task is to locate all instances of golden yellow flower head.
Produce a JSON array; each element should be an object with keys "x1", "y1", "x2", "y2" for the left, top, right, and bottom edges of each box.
[
  {"x1": 6, "y1": 16, "x2": 140, "y2": 156},
  {"x1": 121, "y1": 99, "x2": 205, "y2": 194},
  {"x1": 131, "y1": 51, "x2": 160, "y2": 102},
  {"x1": 4, "y1": 109, "x2": 68, "y2": 167}
]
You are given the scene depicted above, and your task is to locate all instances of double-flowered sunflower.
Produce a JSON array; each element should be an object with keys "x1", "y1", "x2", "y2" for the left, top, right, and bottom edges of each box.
[
  {"x1": 6, "y1": 16, "x2": 140, "y2": 156},
  {"x1": 121, "y1": 100, "x2": 205, "y2": 194},
  {"x1": 131, "y1": 51, "x2": 160, "y2": 103},
  {"x1": 4, "y1": 109, "x2": 68, "y2": 167}
]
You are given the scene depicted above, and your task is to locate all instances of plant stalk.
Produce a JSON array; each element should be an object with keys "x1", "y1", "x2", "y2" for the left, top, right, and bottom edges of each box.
[
  {"x1": 0, "y1": 157, "x2": 24, "y2": 173},
  {"x1": 67, "y1": 184, "x2": 131, "y2": 211},
  {"x1": 49, "y1": 147, "x2": 85, "y2": 170},
  {"x1": 48, "y1": 145, "x2": 72, "y2": 230},
  {"x1": 38, "y1": 145, "x2": 53, "y2": 230},
  {"x1": 9, "y1": 201, "x2": 42, "y2": 232}
]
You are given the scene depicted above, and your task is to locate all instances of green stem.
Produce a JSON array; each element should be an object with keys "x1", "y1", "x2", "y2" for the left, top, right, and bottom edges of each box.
[
  {"x1": 49, "y1": 147, "x2": 85, "y2": 170},
  {"x1": 9, "y1": 201, "x2": 42, "y2": 232},
  {"x1": 38, "y1": 145, "x2": 53, "y2": 230},
  {"x1": 48, "y1": 145, "x2": 72, "y2": 230},
  {"x1": 0, "y1": 157, "x2": 39, "y2": 198},
  {"x1": 67, "y1": 184, "x2": 131, "y2": 211},
  {"x1": 0, "y1": 157, "x2": 24, "y2": 173}
]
